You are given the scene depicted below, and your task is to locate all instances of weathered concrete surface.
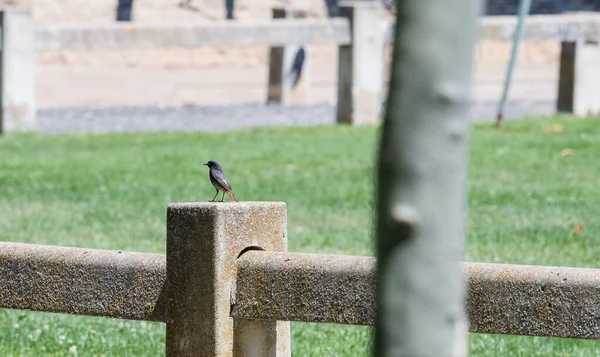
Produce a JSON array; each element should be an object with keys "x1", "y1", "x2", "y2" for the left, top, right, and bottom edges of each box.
[
  {"x1": 233, "y1": 250, "x2": 375, "y2": 325},
  {"x1": 2, "y1": 238, "x2": 600, "y2": 340},
  {"x1": 234, "y1": 252, "x2": 600, "y2": 339},
  {"x1": 35, "y1": 19, "x2": 351, "y2": 51},
  {"x1": 165, "y1": 202, "x2": 290, "y2": 357},
  {"x1": 0, "y1": 241, "x2": 166, "y2": 322},
  {"x1": 4, "y1": 226, "x2": 600, "y2": 341},
  {"x1": 466, "y1": 262, "x2": 600, "y2": 339}
]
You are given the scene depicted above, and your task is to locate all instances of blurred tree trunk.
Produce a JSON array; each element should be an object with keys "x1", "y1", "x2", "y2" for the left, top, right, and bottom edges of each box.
[{"x1": 374, "y1": 0, "x2": 479, "y2": 356}]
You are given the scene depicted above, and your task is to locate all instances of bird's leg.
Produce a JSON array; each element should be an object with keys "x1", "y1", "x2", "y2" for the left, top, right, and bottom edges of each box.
[
  {"x1": 220, "y1": 191, "x2": 226, "y2": 202},
  {"x1": 210, "y1": 190, "x2": 219, "y2": 202}
]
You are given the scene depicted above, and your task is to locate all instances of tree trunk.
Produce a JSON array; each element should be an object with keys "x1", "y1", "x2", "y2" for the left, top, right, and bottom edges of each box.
[{"x1": 374, "y1": 0, "x2": 479, "y2": 356}]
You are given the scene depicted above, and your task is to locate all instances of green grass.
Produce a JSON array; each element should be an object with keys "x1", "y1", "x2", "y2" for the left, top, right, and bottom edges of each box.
[{"x1": 1, "y1": 116, "x2": 599, "y2": 356}]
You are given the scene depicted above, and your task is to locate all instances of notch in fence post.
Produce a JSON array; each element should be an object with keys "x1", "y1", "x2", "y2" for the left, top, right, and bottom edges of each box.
[
  {"x1": 0, "y1": 6, "x2": 36, "y2": 134},
  {"x1": 165, "y1": 202, "x2": 291, "y2": 357},
  {"x1": 266, "y1": 8, "x2": 312, "y2": 106},
  {"x1": 557, "y1": 39, "x2": 600, "y2": 117},
  {"x1": 336, "y1": 1, "x2": 385, "y2": 125}
]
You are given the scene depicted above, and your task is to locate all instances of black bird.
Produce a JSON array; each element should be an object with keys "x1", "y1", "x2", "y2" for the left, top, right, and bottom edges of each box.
[
  {"x1": 288, "y1": 47, "x2": 306, "y2": 88},
  {"x1": 204, "y1": 160, "x2": 239, "y2": 202}
]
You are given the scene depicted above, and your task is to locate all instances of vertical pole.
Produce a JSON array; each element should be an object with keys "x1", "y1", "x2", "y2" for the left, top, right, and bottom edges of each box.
[
  {"x1": 266, "y1": 8, "x2": 311, "y2": 106},
  {"x1": 336, "y1": 1, "x2": 385, "y2": 125},
  {"x1": 325, "y1": 0, "x2": 340, "y2": 17},
  {"x1": 495, "y1": 0, "x2": 532, "y2": 128},
  {"x1": 557, "y1": 41, "x2": 577, "y2": 114},
  {"x1": 0, "y1": 7, "x2": 36, "y2": 134},
  {"x1": 165, "y1": 202, "x2": 290, "y2": 357},
  {"x1": 374, "y1": 0, "x2": 478, "y2": 356},
  {"x1": 557, "y1": 39, "x2": 600, "y2": 117},
  {"x1": 115, "y1": 0, "x2": 134, "y2": 21},
  {"x1": 225, "y1": 0, "x2": 235, "y2": 19}
]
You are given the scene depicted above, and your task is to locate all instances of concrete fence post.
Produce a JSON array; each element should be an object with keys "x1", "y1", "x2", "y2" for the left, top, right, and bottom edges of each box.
[
  {"x1": 0, "y1": 7, "x2": 36, "y2": 134},
  {"x1": 336, "y1": 1, "x2": 385, "y2": 125},
  {"x1": 557, "y1": 39, "x2": 600, "y2": 117},
  {"x1": 267, "y1": 8, "x2": 312, "y2": 105},
  {"x1": 165, "y1": 202, "x2": 291, "y2": 357}
]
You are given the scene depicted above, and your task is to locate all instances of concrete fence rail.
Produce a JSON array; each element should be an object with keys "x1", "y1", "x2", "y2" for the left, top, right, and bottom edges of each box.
[
  {"x1": 233, "y1": 251, "x2": 600, "y2": 340},
  {"x1": 2, "y1": 7, "x2": 600, "y2": 134},
  {"x1": 478, "y1": 13, "x2": 600, "y2": 42},
  {"x1": 0, "y1": 242, "x2": 166, "y2": 322},
  {"x1": 35, "y1": 19, "x2": 352, "y2": 51},
  {"x1": 2, "y1": 202, "x2": 600, "y2": 355}
]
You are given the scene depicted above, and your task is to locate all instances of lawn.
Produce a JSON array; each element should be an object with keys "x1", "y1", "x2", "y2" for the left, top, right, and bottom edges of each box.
[{"x1": 1, "y1": 116, "x2": 599, "y2": 356}]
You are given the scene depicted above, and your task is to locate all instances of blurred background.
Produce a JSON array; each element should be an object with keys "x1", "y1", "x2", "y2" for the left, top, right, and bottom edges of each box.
[{"x1": 23, "y1": 0, "x2": 574, "y2": 132}]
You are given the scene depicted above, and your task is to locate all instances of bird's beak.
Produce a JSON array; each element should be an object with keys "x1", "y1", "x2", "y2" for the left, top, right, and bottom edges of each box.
[{"x1": 203, "y1": 163, "x2": 208, "y2": 166}]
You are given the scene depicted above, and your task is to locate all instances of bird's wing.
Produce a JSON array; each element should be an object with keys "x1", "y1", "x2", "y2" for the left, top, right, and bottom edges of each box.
[{"x1": 212, "y1": 169, "x2": 233, "y2": 191}]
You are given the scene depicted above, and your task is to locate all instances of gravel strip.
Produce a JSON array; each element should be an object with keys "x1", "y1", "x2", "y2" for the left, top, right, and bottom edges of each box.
[{"x1": 38, "y1": 100, "x2": 556, "y2": 134}]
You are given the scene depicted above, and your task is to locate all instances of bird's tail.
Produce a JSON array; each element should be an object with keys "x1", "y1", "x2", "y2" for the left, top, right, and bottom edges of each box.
[{"x1": 226, "y1": 190, "x2": 239, "y2": 202}]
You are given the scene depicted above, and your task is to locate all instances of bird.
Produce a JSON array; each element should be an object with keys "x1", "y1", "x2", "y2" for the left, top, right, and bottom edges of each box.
[
  {"x1": 288, "y1": 47, "x2": 305, "y2": 88},
  {"x1": 203, "y1": 160, "x2": 239, "y2": 202}
]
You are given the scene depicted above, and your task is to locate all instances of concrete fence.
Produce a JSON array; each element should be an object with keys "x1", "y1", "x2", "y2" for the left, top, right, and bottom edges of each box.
[
  {"x1": 1, "y1": 202, "x2": 600, "y2": 356},
  {"x1": 2, "y1": 7, "x2": 600, "y2": 133}
]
